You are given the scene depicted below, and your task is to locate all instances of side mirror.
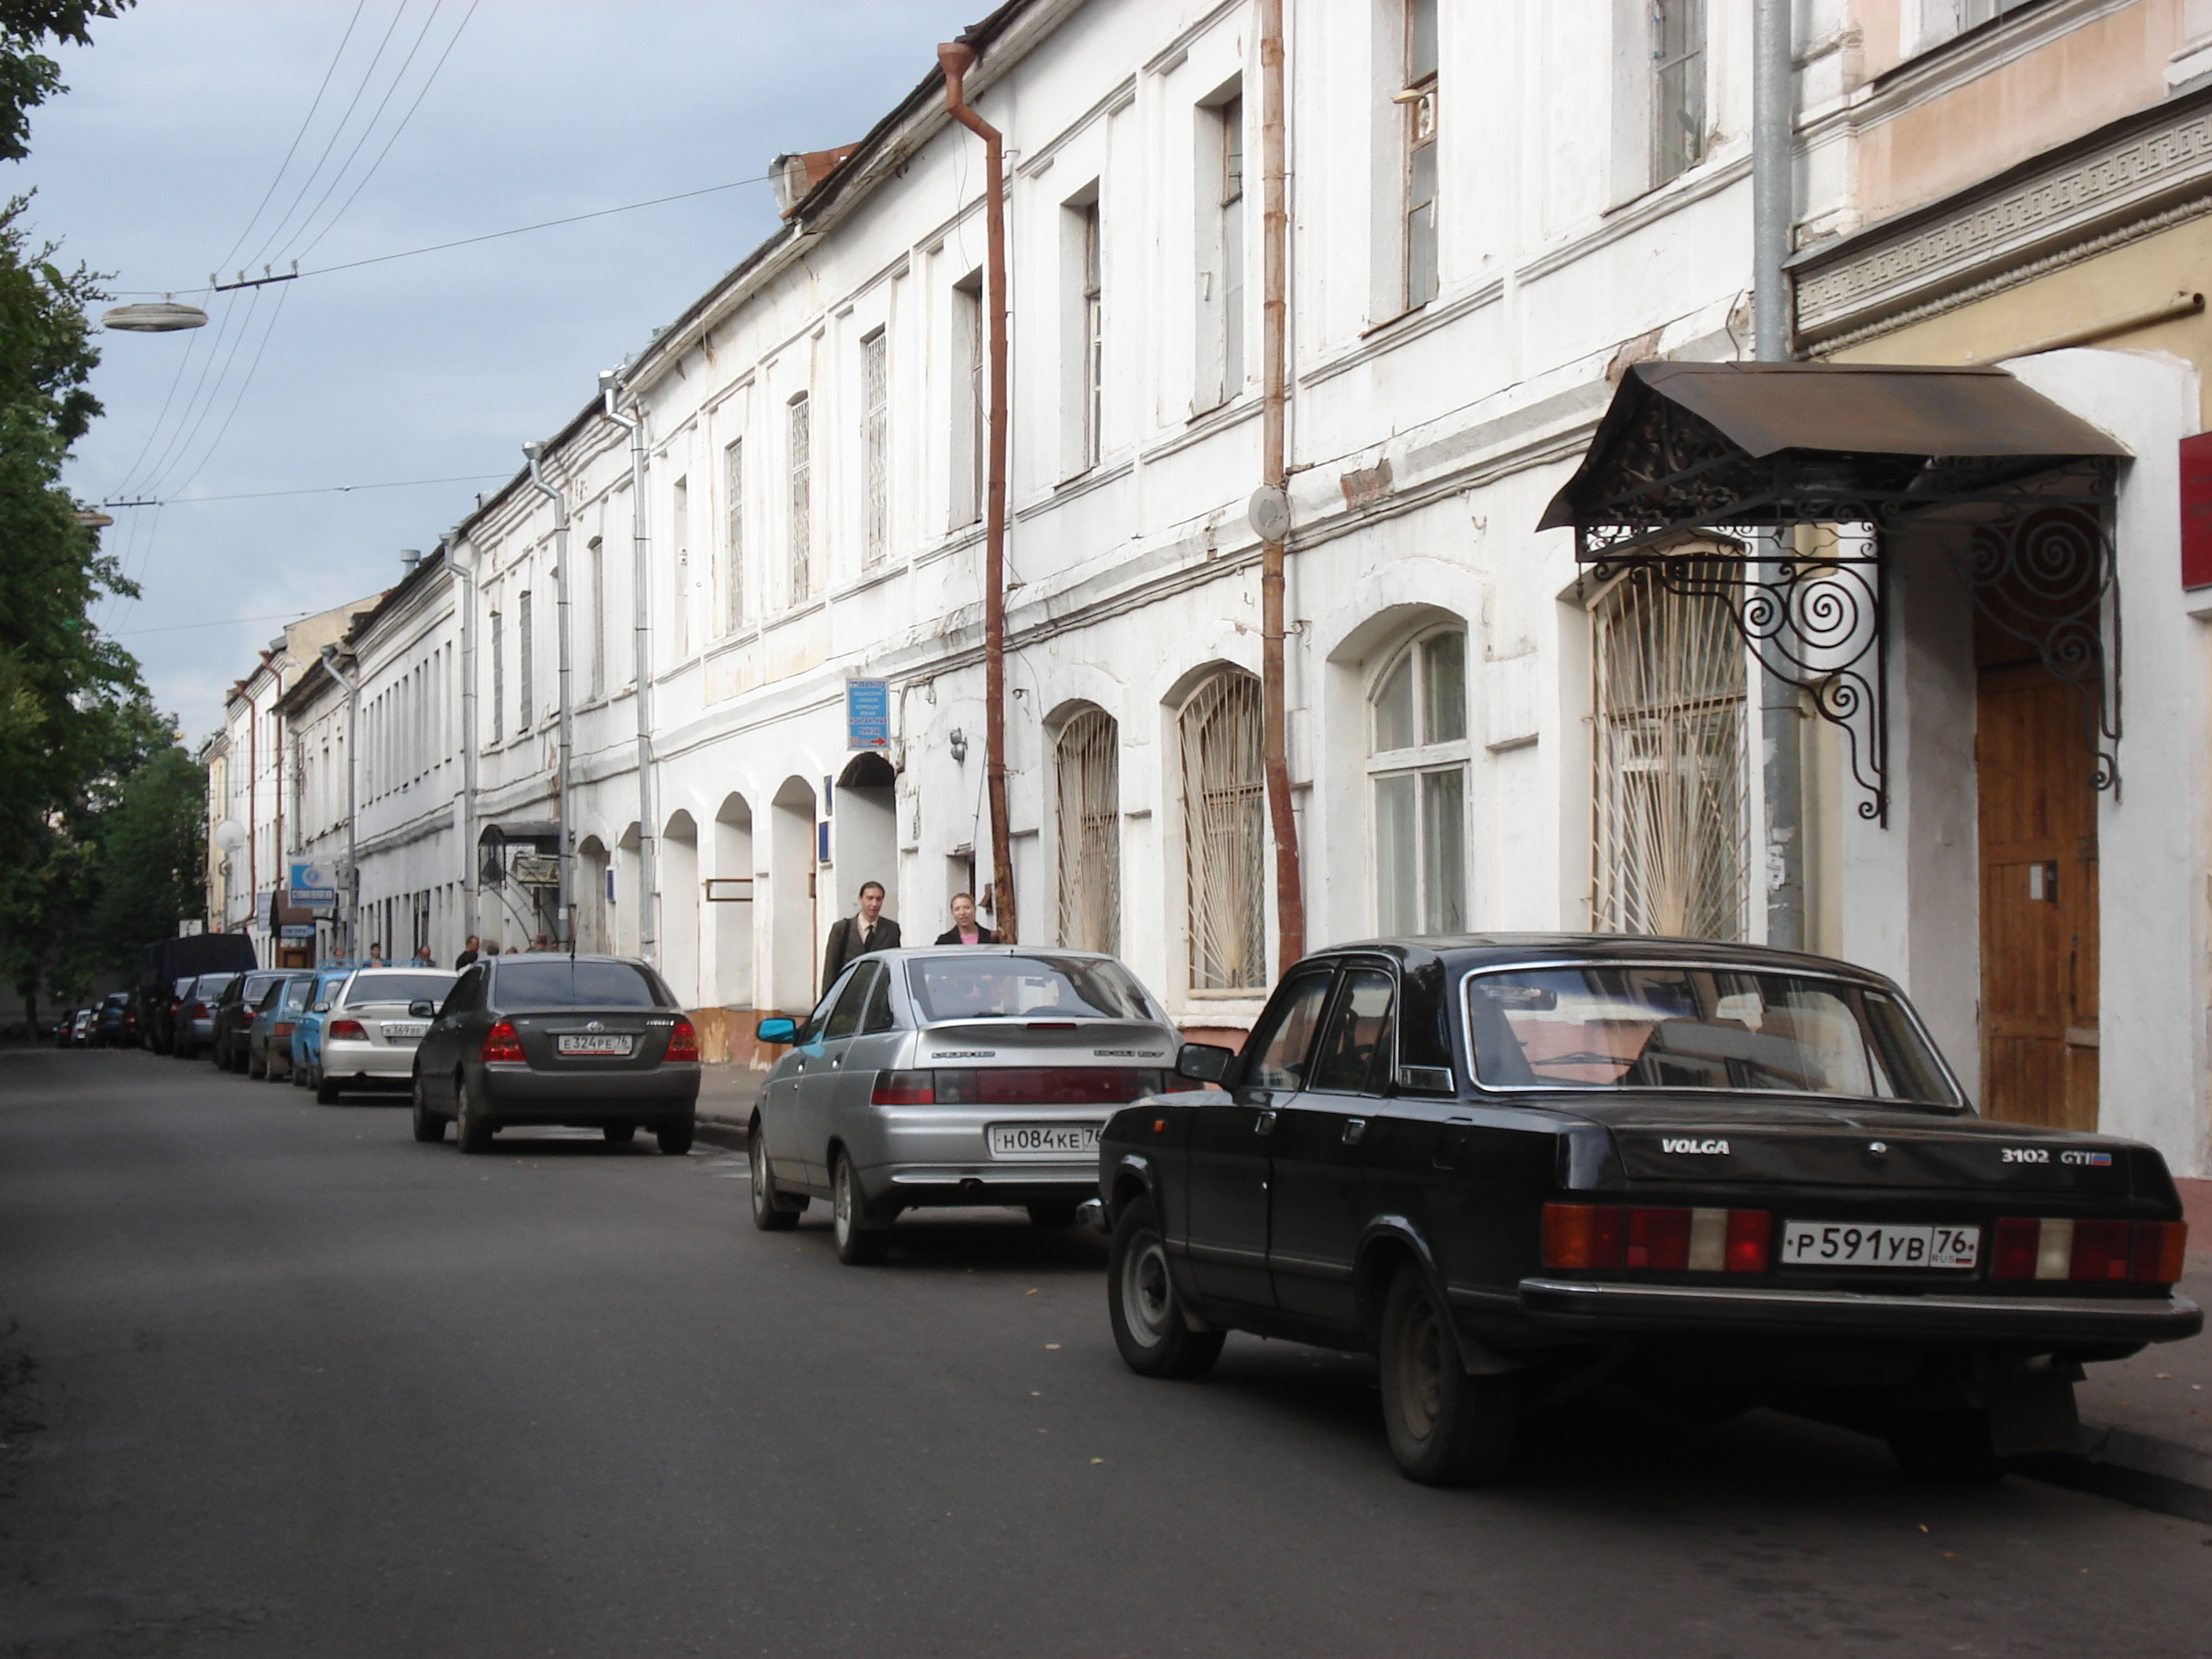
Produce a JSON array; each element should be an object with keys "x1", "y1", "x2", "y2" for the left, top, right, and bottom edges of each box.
[
  {"x1": 1175, "y1": 1042, "x2": 1236, "y2": 1084},
  {"x1": 755, "y1": 1016, "x2": 797, "y2": 1045},
  {"x1": 408, "y1": 1000, "x2": 435, "y2": 1019},
  {"x1": 310, "y1": 1002, "x2": 330, "y2": 1014}
]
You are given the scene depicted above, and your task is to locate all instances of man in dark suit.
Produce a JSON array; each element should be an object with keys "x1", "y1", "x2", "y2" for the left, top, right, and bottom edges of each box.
[{"x1": 822, "y1": 880, "x2": 901, "y2": 985}]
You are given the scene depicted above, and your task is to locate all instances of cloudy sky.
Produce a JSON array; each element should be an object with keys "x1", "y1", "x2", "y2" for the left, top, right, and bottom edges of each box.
[{"x1": 27, "y1": 0, "x2": 978, "y2": 739}]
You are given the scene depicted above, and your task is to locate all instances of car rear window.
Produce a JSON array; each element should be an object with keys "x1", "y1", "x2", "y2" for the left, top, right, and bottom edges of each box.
[
  {"x1": 1461, "y1": 965, "x2": 1961, "y2": 1108},
  {"x1": 493, "y1": 960, "x2": 666, "y2": 1009},
  {"x1": 905, "y1": 954, "x2": 1155, "y2": 1023},
  {"x1": 195, "y1": 974, "x2": 237, "y2": 997},
  {"x1": 342, "y1": 972, "x2": 457, "y2": 1007}
]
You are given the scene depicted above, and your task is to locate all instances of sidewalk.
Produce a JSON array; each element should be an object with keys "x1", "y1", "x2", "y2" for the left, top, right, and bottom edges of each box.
[{"x1": 694, "y1": 1062, "x2": 763, "y2": 1148}]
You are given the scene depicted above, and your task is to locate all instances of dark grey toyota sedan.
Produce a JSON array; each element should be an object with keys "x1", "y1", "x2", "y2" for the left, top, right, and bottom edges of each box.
[{"x1": 408, "y1": 954, "x2": 700, "y2": 1155}]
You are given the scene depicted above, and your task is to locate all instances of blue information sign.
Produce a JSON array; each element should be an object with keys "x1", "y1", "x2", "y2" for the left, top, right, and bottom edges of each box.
[
  {"x1": 846, "y1": 678, "x2": 890, "y2": 750},
  {"x1": 288, "y1": 860, "x2": 337, "y2": 906}
]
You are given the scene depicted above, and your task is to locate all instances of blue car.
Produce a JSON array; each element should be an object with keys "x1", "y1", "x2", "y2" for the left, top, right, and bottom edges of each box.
[{"x1": 289, "y1": 962, "x2": 361, "y2": 1090}]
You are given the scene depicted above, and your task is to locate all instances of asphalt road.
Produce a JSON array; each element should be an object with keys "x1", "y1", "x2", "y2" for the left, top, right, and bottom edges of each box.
[{"x1": 4, "y1": 1048, "x2": 2211, "y2": 1659}]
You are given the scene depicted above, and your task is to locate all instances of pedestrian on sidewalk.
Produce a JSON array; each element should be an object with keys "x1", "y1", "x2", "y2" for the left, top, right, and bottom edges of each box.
[
  {"x1": 411, "y1": 944, "x2": 434, "y2": 966},
  {"x1": 822, "y1": 881, "x2": 900, "y2": 984},
  {"x1": 366, "y1": 943, "x2": 386, "y2": 966},
  {"x1": 933, "y1": 892, "x2": 998, "y2": 946},
  {"x1": 454, "y1": 936, "x2": 480, "y2": 970},
  {"x1": 529, "y1": 932, "x2": 552, "y2": 952}
]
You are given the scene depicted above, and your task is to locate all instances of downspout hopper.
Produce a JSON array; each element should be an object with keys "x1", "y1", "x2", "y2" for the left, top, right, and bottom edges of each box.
[
  {"x1": 939, "y1": 36, "x2": 1018, "y2": 945},
  {"x1": 600, "y1": 372, "x2": 657, "y2": 966}
]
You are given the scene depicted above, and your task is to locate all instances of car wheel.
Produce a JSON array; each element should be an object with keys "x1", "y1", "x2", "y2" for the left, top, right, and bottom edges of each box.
[
  {"x1": 654, "y1": 1119, "x2": 694, "y2": 1155},
  {"x1": 1027, "y1": 1201, "x2": 1081, "y2": 1229},
  {"x1": 749, "y1": 1116, "x2": 803, "y2": 1231},
  {"x1": 1108, "y1": 1196, "x2": 1226, "y2": 1379},
  {"x1": 248, "y1": 1050, "x2": 266, "y2": 1079},
  {"x1": 1378, "y1": 1260, "x2": 1517, "y2": 1487},
  {"x1": 314, "y1": 1070, "x2": 340, "y2": 1105},
  {"x1": 831, "y1": 1151, "x2": 889, "y2": 1265},
  {"x1": 410, "y1": 1079, "x2": 448, "y2": 1144},
  {"x1": 1887, "y1": 1409, "x2": 2005, "y2": 1485},
  {"x1": 455, "y1": 1077, "x2": 493, "y2": 1154},
  {"x1": 602, "y1": 1122, "x2": 636, "y2": 1145}
]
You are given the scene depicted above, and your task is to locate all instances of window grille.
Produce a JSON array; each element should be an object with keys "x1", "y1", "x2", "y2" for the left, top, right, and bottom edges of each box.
[
  {"x1": 722, "y1": 440, "x2": 744, "y2": 632},
  {"x1": 1180, "y1": 671, "x2": 1265, "y2": 991},
  {"x1": 787, "y1": 394, "x2": 811, "y2": 602},
  {"x1": 862, "y1": 329, "x2": 889, "y2": 563},
  {"x1": 1055, "y1": 707, "x2": 1121, "y2": 954},
  {"x1": 1591, "y1": 562, "x2": 1747, "y2": 941},
  {"x1": 1370, "y1": 628, "x2": 1468, "y2": 935},
  {"x1": 1651, "y1": 0, "x2": 1705, "y2": 187}
]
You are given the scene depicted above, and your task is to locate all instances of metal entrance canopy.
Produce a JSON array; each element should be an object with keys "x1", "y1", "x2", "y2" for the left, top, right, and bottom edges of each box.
[{"x1": 1539, "y1": 361, "x2": 2133, "y2": 822}]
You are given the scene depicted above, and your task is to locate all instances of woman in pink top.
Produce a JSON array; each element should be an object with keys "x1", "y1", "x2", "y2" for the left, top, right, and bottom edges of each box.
[{"x1": 932, "y1": 892, "x2": 998, "y2": 946}]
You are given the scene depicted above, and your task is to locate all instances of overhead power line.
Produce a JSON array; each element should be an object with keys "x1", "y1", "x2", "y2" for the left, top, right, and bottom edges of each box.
[{"x1": 101, "y1": 471, "x2": 509, "y2": 507}]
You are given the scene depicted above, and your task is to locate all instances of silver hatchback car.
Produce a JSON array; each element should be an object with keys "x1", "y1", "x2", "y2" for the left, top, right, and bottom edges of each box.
[{"x1": 749, "y1": 947, "x2": 1185, "y2": 1264}]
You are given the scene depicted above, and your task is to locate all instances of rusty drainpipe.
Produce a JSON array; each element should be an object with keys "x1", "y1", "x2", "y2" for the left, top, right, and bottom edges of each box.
[
  {"x1": 1258, "y1": 0, "x2": 1304, "y2": 972},
  {"x1": 939, "y1": 37, "x2": 1018, "y2": 946}
]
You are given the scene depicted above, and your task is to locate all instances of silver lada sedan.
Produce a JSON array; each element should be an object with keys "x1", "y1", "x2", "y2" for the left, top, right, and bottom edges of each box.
[{"x1": 749, "y1": 947, "x2": 1186, "y2": 1264}]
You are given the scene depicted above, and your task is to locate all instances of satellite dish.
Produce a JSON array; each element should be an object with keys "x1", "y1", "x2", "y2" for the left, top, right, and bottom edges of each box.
[
  {"x1": 101, "y1": 301, "x2": 208, "y2": 332},
  {"x1": 213, "y1": 818, "x2": 247, "y2": 853},
  {"x1": 1247, "y1": 484, "x2": 1291, "y2": 544}
]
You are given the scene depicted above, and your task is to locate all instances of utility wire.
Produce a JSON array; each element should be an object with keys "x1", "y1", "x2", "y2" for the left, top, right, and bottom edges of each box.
[
  {"x1": 163, "y1": 284, "x2": 295, "y2": 502},
  {"x1": 115, "y1": 609, "x2": 326, "y2": 637},
  {"x1": 215, "y1": 0, "x2": 371, "y2": 276},
  {"x1": 102, "y1": 471, "x2": 510, "y2": 507}
]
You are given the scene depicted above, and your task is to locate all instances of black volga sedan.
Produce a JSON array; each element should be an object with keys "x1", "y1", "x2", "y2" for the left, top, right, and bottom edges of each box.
[
  {"x1": 1093, "y1": 935, "x2": 2200, "y2": 1487},
  {"x1": 408, "y1": 954, "x2": 700, "y2": 1155}
]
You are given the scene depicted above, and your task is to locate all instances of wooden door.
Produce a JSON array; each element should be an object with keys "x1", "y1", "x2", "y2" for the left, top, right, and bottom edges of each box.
[{"x1": 1976, "y1": 661, "x2": 2099, "y2": 1129}]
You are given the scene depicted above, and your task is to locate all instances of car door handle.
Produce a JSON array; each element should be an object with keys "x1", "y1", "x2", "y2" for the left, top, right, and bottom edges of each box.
[
  {"x1": 1342, "y1": 1118, "x2": 1367, "y2": 1145},
  {"x1": 1254, "y1": 1110, "x2": 1276, "y2": 1136}
]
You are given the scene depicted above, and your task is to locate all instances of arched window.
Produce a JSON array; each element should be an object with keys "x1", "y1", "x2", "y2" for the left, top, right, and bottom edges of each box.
[
  {"x1": 1178, "y1": 671, "x2": 1265, "y2": 991},
  {"x1": 1055, "y1": 707, "x2": 1120, "y2": 954},
  {"x1": 1591, "y1": 564, "x2": 1747, "y2": 940},
  {"x1": 1369, "y1": 627, "x2": 1467, "y2": 935}
]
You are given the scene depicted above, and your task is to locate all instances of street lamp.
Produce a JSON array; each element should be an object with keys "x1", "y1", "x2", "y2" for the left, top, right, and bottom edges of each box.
[{"x1": 100, "y1": 300, "x2": 208, "y2": 332}]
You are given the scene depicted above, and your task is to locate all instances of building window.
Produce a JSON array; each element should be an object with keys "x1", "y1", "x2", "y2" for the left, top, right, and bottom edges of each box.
[
  {"x1": 1651, "y1": 0, "x2": 1705, "y2": 187},
  {"x1": 1917, "y1": 0, "x2": 2035, "y2": 50},
  {"x1": 1197, "y1": 90, "x2": 1246, "y2": 409},
  {"x1": 516, "y1": 591, "x2": 533, "y2": 731},
  {"x1": 787, "y1": 392, "x2": 811, "y2": 602},
  {"x1": 861, "y1": 328, "x2": 889, "y2": 564},
  {"x1": 672, "y1": 475, "x2": 690, "y2": 659},
  {"x1": 1055, "y1": 706, "x2": 1120, "y2": 954},
  {"x1": 721, "y1": 439, "x2": 744, "y2": 632},
  {"x1": 1591, "y1": 563, "x2": 1747, "y2": 941},
  {"x1": 588, "y1": 535, "x2": 605, "y2": 698},
  {"x1": 1403, "y1": 0, "x2": 1439, "y2": 309},
  {"x1": 1370, "y1": 627, "x2": 1467, "y2": 935},
  {"x1": 1067, "y1": 195, "x2": 1104, "y2": 472},
  {"x1": 951, "y1": 271, "x2": 983, "y2": 529},
  {"x1": 489, "y1": 609, "x2": 504, "y2": 743},
  {"x1": 1179, "y1": 669, "x2": 1265, "y2": 992}
]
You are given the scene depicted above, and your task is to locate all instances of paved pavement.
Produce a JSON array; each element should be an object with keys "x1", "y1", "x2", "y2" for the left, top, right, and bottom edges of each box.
[{"x1": 5, "y1": 1046, "x2": 2212, "y2": 1658}]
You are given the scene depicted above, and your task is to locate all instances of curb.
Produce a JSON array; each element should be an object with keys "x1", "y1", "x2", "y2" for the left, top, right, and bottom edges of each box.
[
  {"x1": 695, "y1": 1116, "x2": 749, "y2": 1153},
  {"x1": 2018, "y1": 1422, "x2": 2212, "y2": 1523}
]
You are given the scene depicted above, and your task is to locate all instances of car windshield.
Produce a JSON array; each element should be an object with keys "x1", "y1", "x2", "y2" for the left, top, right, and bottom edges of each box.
[
  {"x1": 342, "y1": 972, "x2": 456, "y2": 1007},
  {"x1": 1462, "y1": 965, "x2": 1961, "y2": 1108},
  {"x1": 905, "y1": 954, "x2": 1155, "y2": 1023},
  {"x1": 493, "y1": 960, "x2": 665, "y2": 1009}
]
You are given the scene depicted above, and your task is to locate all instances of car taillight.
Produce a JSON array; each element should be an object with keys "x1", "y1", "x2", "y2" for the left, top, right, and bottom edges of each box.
[
  {"x1": 1541, "y1": 1203, "x2": 1771, "y2": 1273},
  {"x1": 329, "y1": 1019, "x2": 367, "y2": 1041},
  {"x1": 665, "y1": 1019, "x2": 698, "y2": 1063},
  {"x1": 480, "y1": 1021, "x2": 523, "y2": 1064},
  {"x1": 190, "y1": 1002, "x2": 208, "y2": 1020},
  {"x1": 1994, "y1": 1216, "x2": 2189, "y2": 1284},
  {"x1": 273, "y1": 1022, "x2": 294, "y2": 1037},
  {"x1": 871, "y1": 1069, "x2": 935, "y2": 1105}
]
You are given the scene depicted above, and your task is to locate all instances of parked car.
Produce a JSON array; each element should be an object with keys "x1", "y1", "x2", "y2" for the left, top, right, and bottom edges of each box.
[
  {"x1": 93, "y1": 992, "x2": 132, "y2": 1047},
  {"x1": 410, "y1": 954, "x2": 698, "y2": 1154},
  {"x1": 1093, "y1": 935, "x2": 2202, "y2": 1488},
  {"x1": 138, "y1": 932, "x2": 255, "y2": 1052},
  {"x1": 153, "y1": 976, "x2": 194, "y2": 1054},
  {"x1": 289, "y1": 962, "x2": 361, "y2": 1090},
  {"x1": 247, "y1": 973, "x2": 314, "y2": 1080},
  {"x1": 749, "y1": 947, "x2": 1185, "y2": 1264},
  {"x1": 169, "y1": 972, "x2": 238, "y2": 1060},
  {"x1": 211, "y1": 970, "x2": 295, "y2": 1072},
  {"x1": 314, "y1": 967, "x2": 458, "y2": 1103}
]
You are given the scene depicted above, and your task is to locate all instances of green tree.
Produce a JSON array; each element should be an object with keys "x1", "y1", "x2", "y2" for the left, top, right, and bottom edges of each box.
[{"x1": 0, "y1": 4, "x2": 134, "y2": 163}]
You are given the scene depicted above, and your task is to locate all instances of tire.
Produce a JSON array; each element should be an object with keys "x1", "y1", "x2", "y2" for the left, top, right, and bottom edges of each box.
[
  {"x1": 1027, "y1": 1201, "x2": 1081, "y2": 1229},
  {"x1": 1108, "y1": 1196, "x2": 1226, "y2": 1379},
  {"x1": 1378, "y1": 1261, "x2": 1517, "y2": 1487},
  {"x1": 832, "y1": 1151, "x2": 890, "y2": 1265},
  {"x1": 315, "y1": 1071, "x2": 340, "y2": 1105},
  {"x1": 1888, "y1": 1409, "x2": 2006, "y2": 1485},
  {"x1": 602, "y1": 1122, "x2": 636, "y2": 1145},
  {"x1": 410, "y1": 1079, "x2": 447, "y2": 1144},
  {"x1": 248, "y1": 1049, "x2": 266, "y2": 1080},
  {"x1": 455, "y1": 1077, "x2": 493, "y2": 1154},
  {"x1": 654, "y1": 1119, "x2": 694, "y2": 1156},
  {"x1": 749, "y1": 1117, "x2": 802, "y2": 1231}
]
